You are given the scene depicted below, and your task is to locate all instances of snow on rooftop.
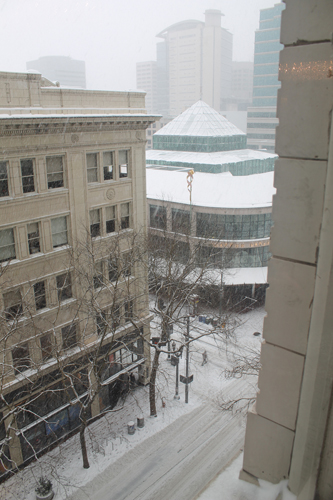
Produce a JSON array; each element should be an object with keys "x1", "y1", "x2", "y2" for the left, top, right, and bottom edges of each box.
[
  {"x1": 154, "y1": 100, "x2": 245, "y2": 137},
  {"x1": 146, "y1": 148, "x2": 277, "y2": 166},
  {"x1": 0, "y1": 111, "x2": 154, "y2": 119},
  {"x1": 218, "y1": 266, "x2": 267, "y2": 285},
  {"x1": 146, "y1": 168, "x2": 275, "y2": 209}
]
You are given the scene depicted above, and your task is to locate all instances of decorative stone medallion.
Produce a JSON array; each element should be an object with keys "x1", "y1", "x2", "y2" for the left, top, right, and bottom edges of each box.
[
  {"x1": 106, "y1": 188, "x2": 116, "y2": 200},
  {"x1": 71, "y1": 134, "x2": 79, "y2": 143}
]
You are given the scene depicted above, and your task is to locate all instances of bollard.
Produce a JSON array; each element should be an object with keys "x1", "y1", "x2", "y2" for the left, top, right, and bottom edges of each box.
[
  {"x1": 127, "y1": 421, "x2": 135, "y2": 435},
  {"x1": 137, "y1": 417, "x2": 145, "y2": 428}
]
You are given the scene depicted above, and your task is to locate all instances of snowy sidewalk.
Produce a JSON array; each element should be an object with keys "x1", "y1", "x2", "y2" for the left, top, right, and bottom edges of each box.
[{"x1": 67, "y1": 393, "x2": 246, "y2": 500}]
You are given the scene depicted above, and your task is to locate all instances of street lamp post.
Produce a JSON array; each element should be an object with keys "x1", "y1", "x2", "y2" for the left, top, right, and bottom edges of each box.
[
  {"x1": 172, "y1": 341, "x2": 180, "y2": 400},
  {"x1": 185, "y1": 316, "x2": 190, "y2": 403}
]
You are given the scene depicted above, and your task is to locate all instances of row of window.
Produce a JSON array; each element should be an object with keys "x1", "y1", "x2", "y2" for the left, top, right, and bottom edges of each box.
[
  {"x1": 149, "y1": 205, "x2": 273, "y2": 240},
  {"x1": 89, "y1": 202, "x2": 130, "y2": 237},
  {"x1": 95, "y1": 300, "x2": 133, "y2": 336},
  {"x1": 247, "y1": 122, "x2": 277, "y2": 129},
  {"x1": 150, "y1": 235, "x2": 270, "y2": 268},
  {"x1": 86, "y1": 150, "x2": 129, "y2": 183},
  {"x1": 0, "y1": 149, "x2": 130, "y2": 199},
  {"x1": 0, "y1": 156, "x2": 65, "y2": 198},
  {"x1": 3, "y1": 252, "x2": 133, "y2": 322},
  {"x1": 3, "y1": 272, "x2": 72, "y2": 321},
  {"x1": 247, "y1": 133, "x2": 276, "y2": 140},
  {"x1": 0, "y1": 202, "x2": 131, "y2": 263},
  {"x1": 12, "y1": 334, "x2": 143, "y2": 462},
  {"x1": 11, "y1": 298, "x2": 135, "y2": 376},
  {"x1": 0, "y1": 216, "x2": 68, "y2": 263},
  {"x1": 196, "y1": 212, "x2": 273, "y2": 240},
  {"x1": 197, "y1": 245, "x2": 271, "y2": 269}
]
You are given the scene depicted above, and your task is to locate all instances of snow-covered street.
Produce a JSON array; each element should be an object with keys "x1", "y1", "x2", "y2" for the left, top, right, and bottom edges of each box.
[
  {"x1": 68, "y1": 388, "x2": 247, "y2": 500},
  {"x1": 1, "y1": 307, "x2": 264, "y2": 500}
]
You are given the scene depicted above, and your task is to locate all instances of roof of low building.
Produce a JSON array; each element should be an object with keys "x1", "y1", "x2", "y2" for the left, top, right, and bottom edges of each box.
[
  {"x1": 146, "y1": 148, "x2": 276, "y2": 166},
  {"x1": 146, "y1": 168, "x2": 275, "y2": 209},
  {"x1": 154, "y1": 100, "x2": 245, "y2": 138}
]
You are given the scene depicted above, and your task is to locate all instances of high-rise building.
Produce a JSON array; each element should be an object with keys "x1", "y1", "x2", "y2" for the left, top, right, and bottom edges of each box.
[
  {"x1": 231, "y1": 61, "x2": 254, "y2": 109},
  {"x1": 26, "y1": 56, "x2": 86, "y2": 88},
  {"x1": 0, "y1": 70, "x2": 155, "y2": 471},
  {"x1": 136, "y1": 61, "x2": 157, "y2": 114},
  {"x1": 246, "y1": 3, "x2": 284, "y2": 152},
  {"x1": 136, "y1": 10, "x2": 232, "y2": 118}
]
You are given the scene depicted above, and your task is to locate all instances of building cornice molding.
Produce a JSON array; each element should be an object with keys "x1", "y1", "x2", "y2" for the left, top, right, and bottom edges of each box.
[{"x1": 0, "y1": 115, "x2": 157, "y2": 137}]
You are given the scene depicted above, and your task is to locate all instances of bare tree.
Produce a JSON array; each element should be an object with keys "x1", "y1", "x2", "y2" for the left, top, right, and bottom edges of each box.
[
  {"x1": 145, "y1": 221, "x2": 236, "y2": 417},
  {"x1": 0, "y1": 229, "x2": 150, "y2": 475},
  {"x1": 216, "y1": 344, "x2": 261, "y2": 414}
]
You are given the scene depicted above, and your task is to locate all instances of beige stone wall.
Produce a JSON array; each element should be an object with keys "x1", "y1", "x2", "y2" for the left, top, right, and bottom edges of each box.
[
  {"x1": 0, "y1": 71, "x2": 146, "y2": 113},
  {"x1": 242, "y1": 1, "x2": 333, "y2": 497},
  {"x1": 0, "y1": 72, "x2": 156, "y2": 448}
]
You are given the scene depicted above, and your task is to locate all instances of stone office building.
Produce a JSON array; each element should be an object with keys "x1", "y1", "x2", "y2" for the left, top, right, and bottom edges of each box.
[{"x1": 0, "y1": 71, "x2": 156, "y2": 472}]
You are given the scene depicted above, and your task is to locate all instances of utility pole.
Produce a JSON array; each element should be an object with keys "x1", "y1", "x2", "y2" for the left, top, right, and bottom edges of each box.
[{"x1": 185, "y1": 315, "x2": 190, "y2": 403}]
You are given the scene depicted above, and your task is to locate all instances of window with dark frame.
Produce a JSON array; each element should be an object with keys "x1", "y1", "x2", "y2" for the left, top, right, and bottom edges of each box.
[
  {"x1": 27, "y1": 222, "x2": 40, "y2": 254},
  {"x1": 4, "y1": 289, "x2": 23, "y2": 321},
  {"x1": 96, "y1": 310, "x2": 108, "y2": 336},
  {"x1": 40, "y1": 333, "x2": 53, "y2": 361},
  {"x1": 119, "y1": 150, "x2": 129, "y2": 178},
  {"x1": 87, "y1": 153, "x2": 98, "y2": 183},
  {"x1": 61, "y1": 323, "x2": 77, "y2": 350},
  {"x1": 20, "y1": 159, "x2": 35, "y2": 193},
  {"x1": 46, "y1": 156, "x2": 64, "y2": 189},
  {"x1": 150, "y1": 205, "x2": 167, "y2": 230},
  {"x1": 0, "y1": 161, "x2": 9, "y2": 197},
  {"x1": 0, "y1": 228, "x2": 16, "y2": 262},
  {"x1": 122, "y1": 252, "x2": 131, "y2": 277},
  {"x1": 93, "y1": 261, "x2": 104, "y2": 289},
  {"x1": 90, "y1": 209, "x2": 101, "y2": 237},
  {"x1": 120, "y1": 203, "x2": 130, "y2": 229},
  {"x1": 106, "y1": 205, "x2": 116, "y2": 233},
  {"x1": 56, "y1": 273, "x2": 72, "y2": 302},
  {"x1": 51, "y1": 217, "x2": 68, "y2": 248},
  {"x1": 103, "y1": 151, "x2": 114, "y2": 180},
  {"x1": 34, "y1": 281, "x2": 46, "y2": 310},
  {"x1": 172, "y1": 208, "x2": 191, "y2": 234},
  {"x1": 108, "y1": 257, "x2": 118, "y2": 282},
  {"x1": 12, "y1": 343, "x2": 31, "y2": 375},
  {"x1": 124, "y1": 300, "x2": 133, "y2": 322},
  {"x1": 112, "y1": 304, "x2": 120, "y2": 329}
]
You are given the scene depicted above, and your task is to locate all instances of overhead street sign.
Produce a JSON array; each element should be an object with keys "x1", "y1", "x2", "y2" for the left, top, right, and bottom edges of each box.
[{"x1": 180, "y1": 374, "x2": 193, "y2": 384}]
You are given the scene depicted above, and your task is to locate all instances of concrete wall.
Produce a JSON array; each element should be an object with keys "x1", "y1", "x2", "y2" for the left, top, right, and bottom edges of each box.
[{"x1": 241, "y1": 1, "x2": 333, "y2": 498}]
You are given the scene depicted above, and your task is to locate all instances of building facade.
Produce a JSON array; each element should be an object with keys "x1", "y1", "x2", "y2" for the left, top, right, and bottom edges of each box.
[
  {"x1": 230, "y1": 61, "x2": 254, "y2": 110},
  {"x1": 26, "y1": 56, "x2": 86, "y2": 88},
  {"x1": 241, "y1": 1, "x2": 333, "y2": 498},
  {"x1": 136, "y1": 61, "x2": 157, "y2": 114},
  {"x1": 0, "y1": 71, "x2": 156, "y2": 473},
  {"x1": 146, "y1": 100, "x2": 277, "y2": 306},
  {"x1": 246, "y1": 2, "x2": 284, "y2": 152},
  {"x1": 136, "y1": 10, "x2": 233, "y2": 118}
]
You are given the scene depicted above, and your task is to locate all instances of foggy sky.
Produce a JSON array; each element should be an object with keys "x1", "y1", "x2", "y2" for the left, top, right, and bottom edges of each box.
[{"x1": 0, "y1": 0, "x2": 279, "y2": 91}]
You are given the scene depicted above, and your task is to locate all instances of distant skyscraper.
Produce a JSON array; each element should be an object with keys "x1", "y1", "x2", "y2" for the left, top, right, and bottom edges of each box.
[
  {"x1": 26, "y1": 56, "x2": 86, "y2": 88},
  {"x1": 136, "y1": 10, "x2": 232, "y2": 117},
  {"x1": 136, "y1": 61, "x2": 157, "y2": 114},
  {"x1": 246, "y1": 2, "x2": 284, "y2": 152},
  {"x1": 231, "y1": 62, "x2": 254, "y2": 109}
]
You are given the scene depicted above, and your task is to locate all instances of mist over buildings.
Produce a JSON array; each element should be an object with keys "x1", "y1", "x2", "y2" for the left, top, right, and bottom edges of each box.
[{"x1": 0, "y1": 0, "x2": 277, "y2": 91}]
